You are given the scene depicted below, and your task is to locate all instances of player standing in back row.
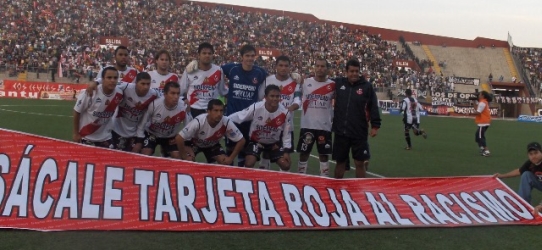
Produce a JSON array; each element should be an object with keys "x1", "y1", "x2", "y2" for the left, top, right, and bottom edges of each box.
[
  {"x1": 297, "y1": 58, "x2": 335, "y2": 176},
  {"x1": 258, "y1": 55, "x2": 301, "y2": 169},
  {"x1": 95, "y1": 46, "x2": 139, "y2": 85},
  {"x1": 148, "y1": 50, "x2": 179, "y2": 93}
]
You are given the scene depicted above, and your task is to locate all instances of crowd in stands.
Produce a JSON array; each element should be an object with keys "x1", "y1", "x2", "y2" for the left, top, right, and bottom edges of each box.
[
  {"x1": 513, "y1": 47, "x2": 542, "y2": 94},
  {"x1": 1, "y1": 0, "x2": 415, "y2": 88}
]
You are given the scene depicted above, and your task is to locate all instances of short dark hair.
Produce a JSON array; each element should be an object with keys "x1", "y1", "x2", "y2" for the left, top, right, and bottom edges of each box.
[
  {"x1": 154, "y1": 50, "x2": 171, "y2": 61},
  {"x1": 101, "y1": 66, "x2": 118, "y2": 78},
  {"x1": 114, "y1": 46, "x2": 129, "y2": 56},
  {"x1": 315, "y1": 58, "x2": 330, "y2": 68},
  {"x1": 345, "y1": 59, "x2": 361, "y2": 71},
  {"x1": 480, "y1": 90, "x2": 493, "y2": 103},
  {"x1": 405, "y1": 89, "x2": 412, "y2": 96},
  {"x1": 163, "y1": 81, "x2": 180, "y2": 94},
  {"x1": 198, "y1": 42, "x2": 214, "y2": 54},
  {"x1": 275, "y1": 55, "x2": 290, "y2": 65},
  {"x1": 136, "y1": 72, "x2": 151, "y2": 83},
  {"x1": 207, "y1": 99, "x2": 224, "y2": 110},
  {"x1": 239, "y1": 44, "x2": 256, "y2": 56},
  {"x1": 264, "y1": 84, "x2": 280, "y2": 96}
]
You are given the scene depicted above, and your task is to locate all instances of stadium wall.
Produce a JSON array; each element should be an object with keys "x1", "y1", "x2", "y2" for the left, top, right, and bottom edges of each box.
[{"x1": 190, "y1": 1, "x2": 509, "y2": 49}]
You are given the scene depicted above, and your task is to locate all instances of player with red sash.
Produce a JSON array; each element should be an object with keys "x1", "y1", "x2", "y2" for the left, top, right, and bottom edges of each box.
[
  {"x1": 175, "y1": 99, "x2": 245, "y2": 165},
  {"x1": 137, "y1": 82, "x2": 188, "y2": 158},
  {"x1": 95, "y1": 46, "x2": 139, "y2": 85},
  {"x1": 73, "y1": 67, "x2": 124, "y2": 148}
]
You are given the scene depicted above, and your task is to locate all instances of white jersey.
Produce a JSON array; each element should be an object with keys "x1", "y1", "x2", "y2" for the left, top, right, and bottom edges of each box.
[
  {"x1": 179, "y1": 114, "x2": 243, "y2": 148},
  {"x1": 95, "y1": 65, "x2": 139, "y2": 85},
  {"x1": 228, "y1": 101, "x2": 292, "y2": 148},
  {"x1": 401, "y1": 96, "x2": 423, "y2": 124},
  {"x1": 180, "y1": 64, "x2": 227, "y2": 110},
  {"x1": 113, "y1": 83, "x2": 160, "y2": 138},
  {"x1": 74, "y1": 86, "x2": 124, "y2": 142},
  {"x1": 263, "y1": 75, "x2": 301, "y2": 128},
  {"x1": 300, "y1": 77, "x2": 335, "y2": 131},
  {"x1": 148, "y1": 70, "x2": 179, "y2": 93},
  {"x1": 137, "y1": 97, "x2": 188, "y2": 138}
]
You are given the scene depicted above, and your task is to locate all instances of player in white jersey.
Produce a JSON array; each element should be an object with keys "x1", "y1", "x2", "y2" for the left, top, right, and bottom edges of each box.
[
  {"x1": 296, "y1": 58, "x2": 336, "y2": 176},
  {"x1": 148, "y1": 50, "x2": 179, "y2": 93},
  {"x1": 228, "y1": 85, "x2": 292, "y2": 171},
  {"x1": 137, "y1": 82, "x2": 188, "y2": 158},
  {"x1": 95, "y1": 46, "x2": 139, "y2": 85},
  {"x1": 180, "y1": 42, "x2": 228, "y2": 118},
  {"x1": 73, "y1": 67, "x2": 124, "y2": 148},
  {"x1": 176, "y1": 99, "x2": 245, "y2": 165},
  {"x1": 259, "y1": 55, "x2": 301, "y2": 169},
  {"x1": 400, "y1": 89, "x2": 427, "y2": 150},
  {"x1": 112, "y1": 72, "x2": 159, "y2": 152}
]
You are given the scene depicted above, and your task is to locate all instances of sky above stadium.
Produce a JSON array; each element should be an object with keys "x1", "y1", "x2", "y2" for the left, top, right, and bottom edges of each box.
[{"x1": 198, "y1": 0, "x2": 542, "y2": 47}]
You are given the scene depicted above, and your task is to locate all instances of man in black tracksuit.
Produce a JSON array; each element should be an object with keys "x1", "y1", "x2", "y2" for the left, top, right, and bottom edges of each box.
[{"x1": 332, "y1": 59, "x2": 381, "y2": 178}]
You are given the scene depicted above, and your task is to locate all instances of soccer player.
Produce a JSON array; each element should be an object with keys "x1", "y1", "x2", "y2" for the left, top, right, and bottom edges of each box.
[
  {"x1": 297, "y1": 58, "x2": 335, "y2": 176},
  {"x1": 73, "y1": 67, "x2": 124, "y2": 148},
  {"x1": 258, "y1": 55, "x2": 301, "y2": 169},
  {"x1": 400, "y1": 89, "x2": 427, "y2": 150},
  {"x1": 112, "y1": 72, "x2": 160, "y2": 152},
  {"x1": 137, "y1": 82, "x2": 188, "y2": 158},
  {"x1": 175, "y1": 99, "x2": 245, "y2": 165},
  {"x1": 180, "y1": 42, "x2": 227, "y2": 118},
  {"x1": 228, "y1": 85, "x2": 292, "y2": 170},
  {"x1": 332, "y1": 59, "x2": 381, "y2": 178},
  {"x1": 95, "y1": 46, "x2": 139, "y2": 85},
  {"x1": 148, "y1": 50, "x2": 179, "y2": 93}
]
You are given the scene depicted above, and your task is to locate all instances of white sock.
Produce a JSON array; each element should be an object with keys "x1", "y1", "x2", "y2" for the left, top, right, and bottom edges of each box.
[
  {"x1": 259, "y1": 158, "x2": 271, "y2": 169},
  {"x1": 298, "y1": 161, "x2": 308, "y2": 174},
  {"x1": 320, "y1": 161, "x2": 330, "y2": 177}
]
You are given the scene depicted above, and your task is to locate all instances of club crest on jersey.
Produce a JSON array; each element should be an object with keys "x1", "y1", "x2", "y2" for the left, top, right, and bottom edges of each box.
[
  {"x1": 160, "y1": 81, "x2": 165, "y2": 88},
  {"x1": 164, "y1": 116, "x2": 171, "y2": 122},
  {"x1": 252, "y1": 78, "x2": 258, "y2": 84},
  {"x1": 356, "y1": 89, "x2": 363, "y2": 95},
  {"x1": 234, "y1": 75, "x2": 240, "y2": 81},
  {"x1": 203, "y1": 77, "x2": 209, "y2": 83},
  {"x1": 105, "y1": 99, "x2": 110, "y2": 105},
  {"x1": 135, "y1": 101, "x2": 142, "y2": 108},
  {"x1": 266, "y1": 117, "x2": 272, "y2": 123}
]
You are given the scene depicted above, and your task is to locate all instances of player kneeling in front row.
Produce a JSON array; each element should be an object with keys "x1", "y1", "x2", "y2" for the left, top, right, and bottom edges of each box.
[
  {"x1": 73, "y1": 66, "x2": 124, "y2": 148},
  {"x1": 175, "y1": 99, "x2": 245, "y2": 164},
  {"x1": 228, "y1": 85, "x2": 292, "y2": 170},
  {"x1": 136, "y1": 81, "x2": 188, "y2": 158}
]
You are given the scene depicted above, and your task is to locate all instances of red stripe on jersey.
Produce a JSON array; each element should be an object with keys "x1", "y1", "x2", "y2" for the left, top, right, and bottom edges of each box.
[
  {"x1": 189, "y1": 70, "x2": 222, "y2": 105},
  {"x1": 163, "y1": 111, "x2": 186, "y2": 126},
  {"x1": 280, "y1": 81, "x2": 297, "y2": 96},
  {"x1": 165, "y1": 74, "x2": 179, "y2": 85},
  {"x1": 80, "y1": 93, "x2": 123, "y2": 137},
  {"x1": 250, "y1": 113, "x2": 287, "y2": 142},
  {"x1": 203, "y1": 125, "x2": 227, "y2": 142},
  {"x1": 302, "y1": 82, "x2": 335, "y2": 114},
  {"x1": 122, "y1": 69, "x2": 138, "y2": 83}
]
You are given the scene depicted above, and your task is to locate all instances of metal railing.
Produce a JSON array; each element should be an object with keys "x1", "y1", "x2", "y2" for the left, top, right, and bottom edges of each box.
[{"x1": 0, "y1": 65, "x2": 94, "y2": 83}]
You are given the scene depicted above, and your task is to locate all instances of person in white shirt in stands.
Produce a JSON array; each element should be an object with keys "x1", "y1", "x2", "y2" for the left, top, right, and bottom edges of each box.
[
  {"x1": 73, "y1": 66, "x2": 124, "y2": 148},
  {"x1": 112, "y1": 72, "x2": 160, "y2": 152},
  {"x1": 228, "y1": 85, "x2": 292, "y2": 170},
  {"x1": 258, "y1": 55, "x2": 301, "y2": 170},
  {"x1": 95, "y1": 46, "x2": 139, "y2": 85},
  {"x1": 175, "y1": 99, "x2": 245, "y2": 165},
  {"x1": 148, "y1": 50, "x2": 179, "y2": 94},
  {"x1": 137, "y1": 82, "x2": 188, "y2": 158}
]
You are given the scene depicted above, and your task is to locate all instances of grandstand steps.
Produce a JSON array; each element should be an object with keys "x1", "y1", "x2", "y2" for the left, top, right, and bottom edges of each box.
[
  {"x1": 408, "y1": 42, "x2": 429, "y2": 61},
  {"x1": 17, "y1": 72, "x2": 27, "y2": 81},
  {"x1": 421, "y1": 45, "x2": 441, "y2": 74},
  {"x1": 503, "y1": 48, "x2": 519, "y2": 81}
]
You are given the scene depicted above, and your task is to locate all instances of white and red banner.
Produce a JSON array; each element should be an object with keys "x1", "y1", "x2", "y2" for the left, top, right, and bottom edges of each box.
[
  {"x1": 0, "y1": 128, "x2": 541, "y2": 232},
  {"x1": 0, "y1": 80, "x2": 87, "y2": 100}
]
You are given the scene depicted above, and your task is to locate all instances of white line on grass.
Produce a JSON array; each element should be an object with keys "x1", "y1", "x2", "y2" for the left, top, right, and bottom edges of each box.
[
  {"x1": 0, "y1": 108, "x2": 72, "y2": 117},
  {"x1": 308, "y1": 154, "x2": 386, "y2": 178}
]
